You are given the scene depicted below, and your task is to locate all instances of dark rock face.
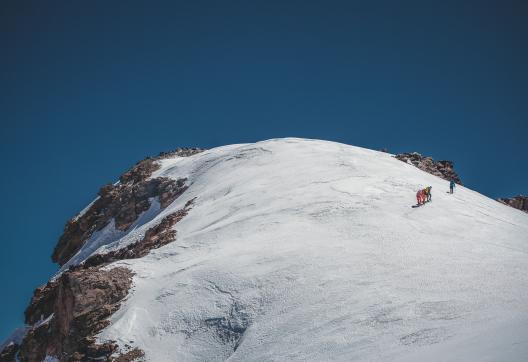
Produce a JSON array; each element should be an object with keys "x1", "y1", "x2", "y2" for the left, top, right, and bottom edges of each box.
[
  {"x1": 394, "y1": 152, "x2": 462, "y2": 184},
  {"x1": 52, "y1": 176, "x2": 187, "y2": 266},
  {"x1": 18, "y1": 266, "x2": 133, "y2": 362},
  {"x1": 0, "y1": 343, "x2": 18, "y2": 362},
  {"x1": 120, "y1": 147, "x2": 204, "y2": 185},
  {"x1": 52, "y1": 148, "x2": 204, "y2": 266},
  {"x1": 498, "y1": 195, "x2": 528, "y2": 213},
  {"x1": 155, "y1": 147, "x2": 205, "y2": 160},
  {"x1": 82, "y1": 198, "x2": 195, "y2": 269},
  {"x1": 113, "y1": 348, "x2": 145, "y2": 362},
  {"x1": 11, "y1": 201, "x2": 195, "y2": 361},
  {"x1": 0, "y1": 147, "x2": 203, "y2": 361}
]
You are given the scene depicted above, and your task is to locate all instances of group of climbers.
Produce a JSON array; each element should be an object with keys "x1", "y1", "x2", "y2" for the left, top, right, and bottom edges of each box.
[
  {"x1": 415, "y1": 179, "x2": 457, "y2": 206},
  {"x1": 416, "y1": 186, "x2": 432, "y2": 205}
]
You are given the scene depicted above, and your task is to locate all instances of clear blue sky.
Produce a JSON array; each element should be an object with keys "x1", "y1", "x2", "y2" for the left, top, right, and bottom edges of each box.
[{"x1": 1, "y1": 0, "x2": 526, "y2": 341}]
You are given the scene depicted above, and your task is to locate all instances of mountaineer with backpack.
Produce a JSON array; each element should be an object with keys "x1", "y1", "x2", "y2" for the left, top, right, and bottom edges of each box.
[
  {"x1": 416, "y1": 189, "x2": 425, "y2": 205},
  {"x1": 424, "y1": 186, "x2": 432, "y2": 202},
  {"x1": 450, "y1": 179, "x2": 456, "y2": 194}
]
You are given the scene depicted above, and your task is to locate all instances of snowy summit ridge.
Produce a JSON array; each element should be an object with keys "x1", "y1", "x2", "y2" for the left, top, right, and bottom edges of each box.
[{"x1": 2, "y1": 138, "x2": 528, "y2": 362}]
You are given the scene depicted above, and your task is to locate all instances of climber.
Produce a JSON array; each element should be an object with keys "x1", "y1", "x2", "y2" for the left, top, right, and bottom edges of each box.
[
  {"x1": 425, "y1": 186, "x2": 432, "y2": 202},
  {"x1": 449, "y1": 179, "x2": 456, "y2": 194},
  {"x1": 416, "y1": 189, "x2": 424, "y2": 205}
]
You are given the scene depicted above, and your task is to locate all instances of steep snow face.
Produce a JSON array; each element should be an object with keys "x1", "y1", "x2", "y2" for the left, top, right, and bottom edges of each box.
[{"x1": 76, "y1": 138, "x2": 527, "y2": 361}]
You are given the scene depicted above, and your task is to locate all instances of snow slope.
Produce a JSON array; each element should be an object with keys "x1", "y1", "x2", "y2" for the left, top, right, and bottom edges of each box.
[{"x1": 71, "y1": 138, "x2": 527, "y2": 361}]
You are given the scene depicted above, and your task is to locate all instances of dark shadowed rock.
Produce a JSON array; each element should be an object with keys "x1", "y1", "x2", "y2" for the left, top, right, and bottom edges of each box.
[
  {"x1": 394, "y1": 152, "x2": 462, "y2": 184},
  {"x1": 82, "y1": 198, "x2": 195, "y2": 268},
  {"x1": 155, "y1": 147, "x2": 205, "y2": 160},
  {"x1": 497, "y1": 195, "x2": 528, "y2": 213},
  {"x1": 52, "y1": 147, "x2": 204, "y2": 266},
  {"x1": 19, "y1": 267, "x2": 133, "y2": 362},
  {"x1": 52, "y1": 176, "x2": 188, "y2": 266},
  {"x1": 0, "y1": 147, "x2": 204, "y2": 361},
  {"x1": 113, "y1": 348, "x2": 145, "y2": 362},
  {"x1": 0, "y1": 343, "x2": 18, "y2": 362},
  {"x1": 10, "y1": 198, "x2": 196, "y2": 362}
]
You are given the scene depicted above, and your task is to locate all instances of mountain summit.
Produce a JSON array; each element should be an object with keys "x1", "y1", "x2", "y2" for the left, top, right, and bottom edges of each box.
[{"x1": 2, "y1": 138, "x2": 528, "y2": 361}]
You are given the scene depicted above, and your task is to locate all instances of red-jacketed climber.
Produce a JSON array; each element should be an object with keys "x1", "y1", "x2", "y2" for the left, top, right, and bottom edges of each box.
[{"x1": 416, "y1": 189, "x2": 424, "y2": 205}]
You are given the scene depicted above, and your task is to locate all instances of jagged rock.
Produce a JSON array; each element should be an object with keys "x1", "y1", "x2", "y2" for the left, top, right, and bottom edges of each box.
[
  {"x1": 0, "y1": 343, "x2": 18, "y2": 362},
  {"x1": 155, "y1": 147, "x2": 205, "y2": 160},
  {"x1": 394, "y1": 152, "x2": 462, "y2": 184},
  {"x1": 52, "y1": 176, "x2": 188, "y2": 266},
  {"x1": 10, "y1": 199, "x2": 196, "y2": 361},
  {"x1": 17, "y1": 267, "x2": 133, "y2": 361},
  {"x1": 82, "y1": 198, "x2": 195, "y2": 268},
  {"x1": 120, "y1": 148, "x2": 204, "y2": 185},
  {"x1": 114, "y1": 348, "x2": 145, "y2": 362},
  {"x1": 497, "y1": 195, "x2": 528, "y2": 213},
  {"x1": 119, "y1": 159, "x2": 160, "y2": 185},
  {"x1": 51, "y1": 148, "x2": 204, "y2": 266},
  {"x1": 1, "y1": 149, "x2": 204, "y2": 361}
]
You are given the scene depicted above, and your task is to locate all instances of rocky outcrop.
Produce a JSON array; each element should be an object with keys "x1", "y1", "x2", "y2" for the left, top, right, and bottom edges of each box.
[
  {"x1": 394, "y1": 152, "x2": 462, "y2": 184},
  {"x1": 117, "y1": 147, "x2": 204, "y2": 185},
  {"x1": 155, "y1": 147, "x2": 205, "y2": 160},
  {"x1": 120, "y1": 147, "x2": 204, "y2": 185},
  {"x1": 52, "y1": 148, "x2": 204, "y2": 266},
  {"x1": 113, "y1": 348, "x2": 145, "y2": 362},
  {"x1": 52, "y1": 177, "x2": 187, "y2": 266},
  {"x1": 9, "y1": 199, "x2": 195, "y2": 361},
  {"x1": 1, "y1": 147, "x2": 203, "y2": 361},
  {"x1": 82, "y1": 198, "x2": 195, "y2": 269},
  {"x1": 17, "y1": 266, "x2": 133, "y2": 362},
  {"x1": 0, "y1": 343, "x2": 18, "y2": 362},
  {"x1": 497, "y1": 195, "x2": 528, "y2": 213}
]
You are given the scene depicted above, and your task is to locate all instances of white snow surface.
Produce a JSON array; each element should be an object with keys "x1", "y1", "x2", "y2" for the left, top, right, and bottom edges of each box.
[{"x1": 67, "y1": 138, "x2": 527, "y2": 361}]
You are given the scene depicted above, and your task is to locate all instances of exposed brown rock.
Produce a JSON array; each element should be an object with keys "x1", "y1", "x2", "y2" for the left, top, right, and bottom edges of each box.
[
  {"x1": 17, "y1": 267, "x2": 133, "y2": 362},
  {"x1": 119, "y1": 159, "x2": 160, "y2": 185},
  {"x1": 114, "y1": 348, "x2": 145, "y2": 362},
  {"x1": 0, "y1": 343, "x2": 18, "y2": 362},
  {"x1": 155, "y1": 147, "x2": 205, "y2": 160},
  {"x1": 7, "y1": 199, "x2": 196, "y2": 362},
  {"x1": 52, "y1": 147, "x2": 204, "y2": 267},
  {"x1": 82, "y1": 198, "x2": 195, "y2": 269},
  {"x1": 394, "y1": 152, "x2": 462, "y2": 185},
  {"x1": 120, "y1": 147, "x2": 204, "y2": 185},
  {"x1": 498, "y1": 195, "x2": 528, "y2": 213},
  {"x1": 1, "y1": 148, "x2": 204, "y2": 361},
  {"x1": 52, "y1": 176, "x2": 188, "y2": 266}
]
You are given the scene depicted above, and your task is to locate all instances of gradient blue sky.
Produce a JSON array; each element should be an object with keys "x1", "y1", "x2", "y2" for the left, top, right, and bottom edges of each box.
[{"x1": 1, "y1": 0, "x2": 526, "y2": 341}]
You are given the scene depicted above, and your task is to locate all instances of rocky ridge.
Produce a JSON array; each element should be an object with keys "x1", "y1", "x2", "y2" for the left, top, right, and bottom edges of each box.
[
  {"x1": 18, "y1": 266, "x2": 134, "y2": 362},
  {"x1": 52, "y1": 147, "x2": 203, "y2": 266},
  {"x1": 1, "y1": 147, "x2": 204, "y2": 362},
  {"x1": 498, "y1": 195, "x2": 528, "y2": 213},
  {"x1": 394, "y1": 152, "x2": 462, "y2": 184}
]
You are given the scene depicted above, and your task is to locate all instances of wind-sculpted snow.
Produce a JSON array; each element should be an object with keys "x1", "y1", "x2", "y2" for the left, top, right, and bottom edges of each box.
[
  {"x1": 4, "y1": 139, "x2": 528, "y2": 361},
  {"x1": 95, "y1": 138, "x2": 528, "y2": 361}
]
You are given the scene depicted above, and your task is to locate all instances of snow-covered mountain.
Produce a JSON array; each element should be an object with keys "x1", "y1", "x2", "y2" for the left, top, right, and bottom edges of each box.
[{"x1": 2, "y1": 138, "x2": 528, "y2": 362}]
